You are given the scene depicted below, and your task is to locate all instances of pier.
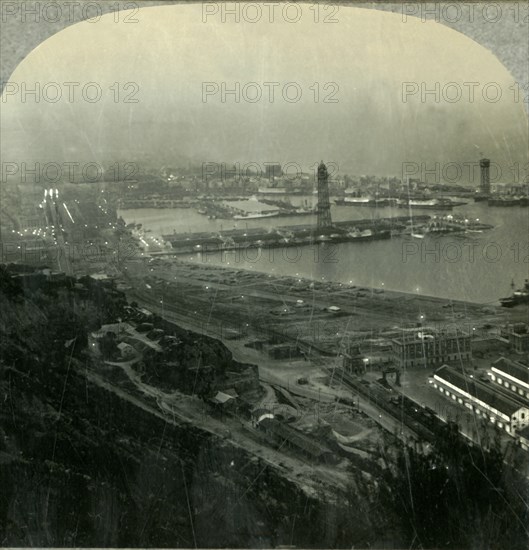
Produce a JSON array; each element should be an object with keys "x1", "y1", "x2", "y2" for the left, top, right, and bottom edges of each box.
[{"x1": 161, "y1": 215, "x2": 429, "y2": 255}]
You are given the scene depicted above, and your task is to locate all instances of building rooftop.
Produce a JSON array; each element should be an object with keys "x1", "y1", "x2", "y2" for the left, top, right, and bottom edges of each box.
[
  {"x1": 211, "y1": 391, "x2": 235, "y2": 405},
  {"x1": 491, "y1": 357, "x2": 529, "y2": 385},
  {"x1": 260, "y1": 418, "x2": 332, "y2": 459},
  {"x1": 434, "y1": 365, "x2": 525, "y2": 417}
]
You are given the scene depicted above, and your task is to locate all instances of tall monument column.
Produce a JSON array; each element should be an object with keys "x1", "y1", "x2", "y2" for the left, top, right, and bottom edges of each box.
[
  {"x1": 316, "y1": 161, "x2": 332, "y2": 228},
  {"x1": 479, "y1": 158, "x2": 491, "y2": 195}
]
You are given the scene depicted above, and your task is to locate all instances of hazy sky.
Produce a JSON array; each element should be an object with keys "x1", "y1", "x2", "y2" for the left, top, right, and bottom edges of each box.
[{"x1": 1, "y1": 3, "x2": 527, "y2": 180}]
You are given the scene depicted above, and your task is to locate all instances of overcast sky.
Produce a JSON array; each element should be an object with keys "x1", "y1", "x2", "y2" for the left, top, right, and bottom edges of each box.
[{"x1": 1, "y1": 3, "x2": 527, "y2": 181}]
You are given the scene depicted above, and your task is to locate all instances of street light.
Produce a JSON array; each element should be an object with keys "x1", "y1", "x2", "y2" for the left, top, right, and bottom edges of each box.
[{"x1": 363, "y1": 357, "x2": 370, "y2": 374}]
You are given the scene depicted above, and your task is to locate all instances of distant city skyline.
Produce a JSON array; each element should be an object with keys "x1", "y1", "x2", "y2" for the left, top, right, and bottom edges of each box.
[{"x1": 1, "y1": 3, "x2": 527, "y2": 181}]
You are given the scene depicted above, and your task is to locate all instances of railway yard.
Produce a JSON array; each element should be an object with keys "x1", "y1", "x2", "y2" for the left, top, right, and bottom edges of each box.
[{"x1": 120, "y1": 255, "x2": 527, "y2": 461}]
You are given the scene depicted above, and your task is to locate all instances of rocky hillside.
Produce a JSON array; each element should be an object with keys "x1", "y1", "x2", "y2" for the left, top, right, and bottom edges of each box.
[{"x1": 0, "y1": 267, "x2": 382, "y2": 547}]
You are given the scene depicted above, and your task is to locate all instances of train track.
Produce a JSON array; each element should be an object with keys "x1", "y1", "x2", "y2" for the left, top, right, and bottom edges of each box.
[
  {"x1": 125, "y1": 270, "x2": 448, "y2": 443},
  {"x1": 325, "y1": 366, "x2": 441, "y2": 442}
]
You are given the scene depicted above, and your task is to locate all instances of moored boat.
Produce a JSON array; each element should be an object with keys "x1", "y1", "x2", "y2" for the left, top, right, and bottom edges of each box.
[
  {"x1": 488, "y1": 196, "x2": 522, "y2": 207},
  {"x1": 398, "y1": 198, "x2": 466, "y2": 210},
  {"x1": 233, "y1": 211, "x2": 279, "y2": 220},
  {"x1": 500, "y1": 279, "x2": 529, "y2": 307},
  {"x1": 335, "y1": 197, "x2": 394, "y2": 207}
]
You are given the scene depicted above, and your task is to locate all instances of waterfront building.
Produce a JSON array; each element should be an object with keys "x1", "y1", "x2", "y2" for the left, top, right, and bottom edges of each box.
[
  {"x1": 392, "y1": 327, "x2": 471, "y2": 370},
  {"x1": 431, "y1": 365, "x2": 529, "y2": 434},
  {"x1": 489, "y1": 357, "x2": 529, "y2": 400}
]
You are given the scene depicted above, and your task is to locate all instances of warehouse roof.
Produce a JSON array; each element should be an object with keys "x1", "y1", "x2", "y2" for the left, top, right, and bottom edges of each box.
[
  {"x1": 434, "y1": 365, "x2": 525, "y2": 417},
  {"x1": 491, "y1": 358, "x2": 529, "y2": 385},
  {"x1": 260, "y1": 418, "x2": 332, "y2": 460}
]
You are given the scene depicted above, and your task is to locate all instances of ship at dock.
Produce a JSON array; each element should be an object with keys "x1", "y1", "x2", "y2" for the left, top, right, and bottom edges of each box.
[
  {"x1": 257, "y1": 186, "x2": 304, "y2": 195},
  {"x1": 335, "y1": 196, "x2": 395, "y2": 207},
  {"x1": 258, "y1": 186, "x2": 288, "y2": 194},
  {"x1": 258, "y1": 197, "x2": 317, "y2": 217},
  {"x1": 488, "y1": 196, "x2": 528, "y2": 207},
  {"x1": 500, "y1": 279, "x2": 529, "y2": 307},
  {"x1": 397, "y1": 198, "x2": 467, "y2": 210},
  {"x1": 233, "y1": 211, "x2": 279, "y2": 220}
]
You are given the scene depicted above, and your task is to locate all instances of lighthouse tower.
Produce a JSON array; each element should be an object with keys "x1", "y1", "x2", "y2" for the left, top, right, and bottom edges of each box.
[{"x1": 316, "y1": 161, "x2": 332, "y2": 228}]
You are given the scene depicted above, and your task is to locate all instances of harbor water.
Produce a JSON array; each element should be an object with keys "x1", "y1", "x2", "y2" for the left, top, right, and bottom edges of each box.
[{"x1": 119, "y1": 200, "x2": 529, "y2": 304}]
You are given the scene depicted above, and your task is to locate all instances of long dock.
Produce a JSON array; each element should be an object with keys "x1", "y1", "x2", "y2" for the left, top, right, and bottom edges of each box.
[{"x1": 161, "y1": 216, "x2": 429, "y2": 255}]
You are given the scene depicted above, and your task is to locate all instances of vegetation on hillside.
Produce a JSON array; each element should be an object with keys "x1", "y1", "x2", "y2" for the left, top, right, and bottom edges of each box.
[{"x1": 377, "y1": 424, "x2": 529, "y2": 549}]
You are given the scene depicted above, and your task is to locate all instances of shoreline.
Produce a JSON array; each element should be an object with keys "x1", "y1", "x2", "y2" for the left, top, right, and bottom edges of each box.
[
  {"x1": 128, "y1": 257, "x2": 517, "y2": 345},
  {"x1": 152, "y1": 255, "x2": 511, "y2": 310}
]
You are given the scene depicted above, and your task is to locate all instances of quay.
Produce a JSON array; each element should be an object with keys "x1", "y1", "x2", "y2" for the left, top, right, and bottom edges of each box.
[{"x1": 161, "y1": 215, "x2": 429, "y2": 255}]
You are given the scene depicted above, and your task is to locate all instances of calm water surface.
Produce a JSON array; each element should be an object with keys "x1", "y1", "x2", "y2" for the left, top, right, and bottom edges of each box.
[{"x1": 120, "y1": 199, "x2": 529, "y2": 304}]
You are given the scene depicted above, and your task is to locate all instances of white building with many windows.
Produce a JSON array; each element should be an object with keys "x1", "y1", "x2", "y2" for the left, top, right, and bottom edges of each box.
[
  {"x1": 489, "y1": 358, "x2": 529, "y2": 400},
  {"x1": 431, "y1": 365, "x2": 529, "y2": 434}
]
